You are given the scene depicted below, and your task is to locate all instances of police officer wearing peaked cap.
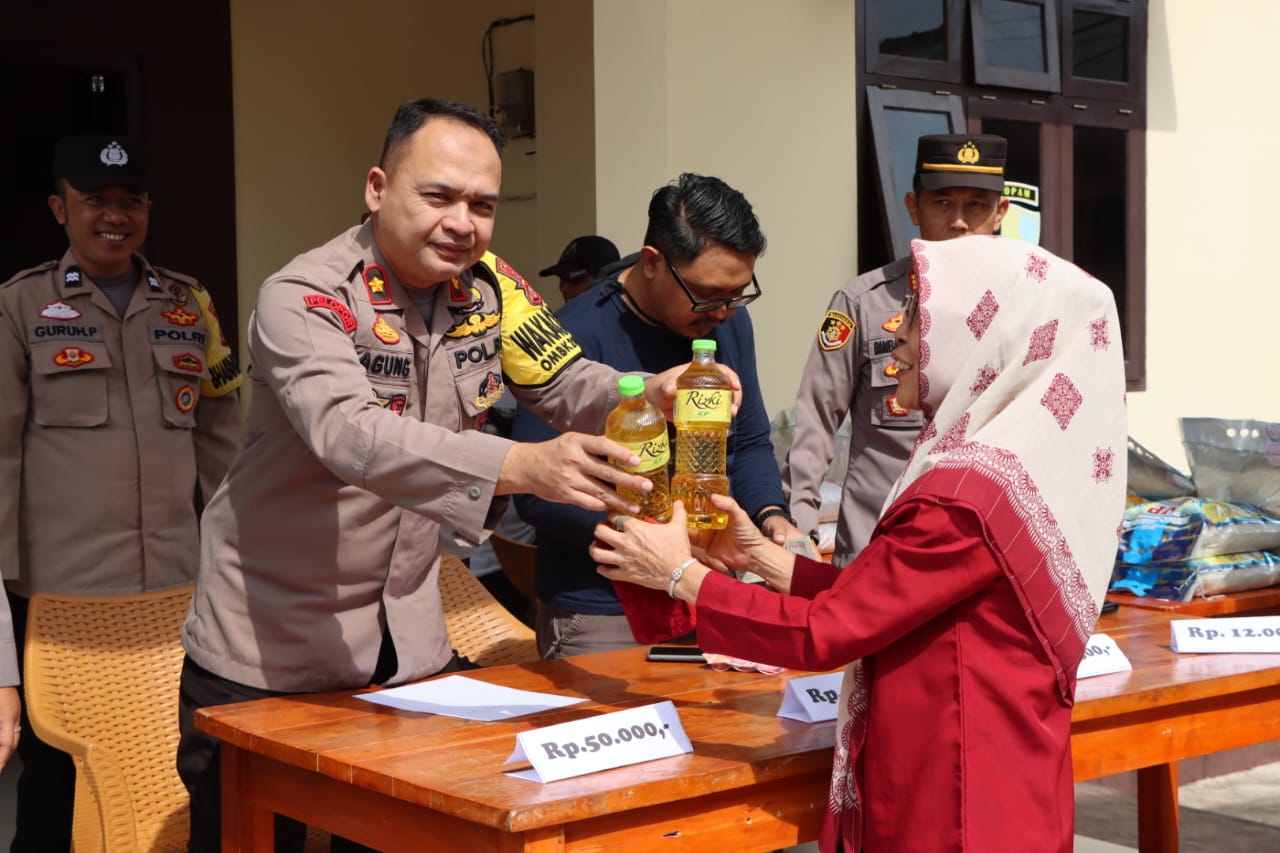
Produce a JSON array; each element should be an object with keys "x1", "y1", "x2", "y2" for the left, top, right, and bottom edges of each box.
[
  {"x1": 0, "y1": 134, "x2": 243, "y2": 850},
  {"x1": 784, "y1": 132, "x2": 1009, "y2": 567}
]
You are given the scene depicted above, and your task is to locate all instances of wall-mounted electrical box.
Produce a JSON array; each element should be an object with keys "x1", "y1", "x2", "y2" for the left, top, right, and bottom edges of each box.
[{"x1": 495, "y1": 68, "x2": 535, "y2": 139}]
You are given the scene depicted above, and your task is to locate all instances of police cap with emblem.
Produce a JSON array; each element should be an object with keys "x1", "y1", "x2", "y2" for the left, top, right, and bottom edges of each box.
[
  {"x1": 538, "y1": 235, "x2": 620, "y2": 279},
  {"x1": 52, "y1": 135, "x2": 149, "y2": 193},
  {"x1": 914, "y1": 133, "x2": 1007, "y2": 193}
]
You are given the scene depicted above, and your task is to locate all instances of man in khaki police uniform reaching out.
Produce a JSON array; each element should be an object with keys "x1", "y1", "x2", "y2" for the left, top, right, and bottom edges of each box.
[
  {"x1": 0, "y1": 135, "x2": 243, "y2": 851},
  {"x1": 176, "y1": 98, "x2": 716, "y2": 853}
]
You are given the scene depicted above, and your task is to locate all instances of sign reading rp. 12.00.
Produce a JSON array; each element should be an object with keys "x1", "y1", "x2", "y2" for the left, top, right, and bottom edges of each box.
[
  {"x1": 1170, "y1": 616, "x2": 1280, "y2": 654},
  {"x1": 504, "y1": 701, "x2": 692, "y2": 783}
]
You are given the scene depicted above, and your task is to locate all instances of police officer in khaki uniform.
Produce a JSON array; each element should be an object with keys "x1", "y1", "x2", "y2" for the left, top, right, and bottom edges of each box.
[
  {"x1": 784, "y1": 134, "x2": 1008, "y2": 565},
  {"x1": 0, "y1": 135, "x2": 243, "y2": 851},
  {"x1": 176, "y1": 99, "x2": 710, "y2": 853}
]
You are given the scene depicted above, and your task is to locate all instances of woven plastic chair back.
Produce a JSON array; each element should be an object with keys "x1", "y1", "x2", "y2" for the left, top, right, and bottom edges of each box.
[
  {"x1": 23, "y1": 585, "x2": 194, "y2": 853},
  {"x1": 438, "y1": 554, "x2": 538, "y2": 667},
  {"x1": 487, "y1": 533, "x2": 538, "y2": 602}
]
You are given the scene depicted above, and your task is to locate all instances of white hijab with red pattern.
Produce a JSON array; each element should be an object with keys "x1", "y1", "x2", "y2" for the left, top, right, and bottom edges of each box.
[{"x1": 827, "y1": 236, "x2": 1127, "y2": 832}]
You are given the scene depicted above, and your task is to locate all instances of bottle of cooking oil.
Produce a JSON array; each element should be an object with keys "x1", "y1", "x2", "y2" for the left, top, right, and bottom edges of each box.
[
  {"x1": 605, "y1": 374, "x2": 672, "y2": 522},
  {"x1": 672, "y1": 339, "x2": 731, "y2": 529}
]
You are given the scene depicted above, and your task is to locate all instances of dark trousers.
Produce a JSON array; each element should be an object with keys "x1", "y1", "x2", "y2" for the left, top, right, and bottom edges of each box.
[
  {"x1": 178, "y1": 641, "x2": 464, "y2": 853},
  {"x1": 7, "y1": 591, "x2": 75, "y2": 853}
]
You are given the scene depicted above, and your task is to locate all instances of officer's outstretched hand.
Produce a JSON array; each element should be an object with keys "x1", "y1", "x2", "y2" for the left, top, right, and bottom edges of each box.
[
  {"x1": 498, "y1": 432, "x2": 651, "y2": 514},
  {"x1": 0, "y1": 686, "x2": 20, "y2": 771},
  {"x1": 644, "y1": 364, "x2": 743, "y2": 421}
]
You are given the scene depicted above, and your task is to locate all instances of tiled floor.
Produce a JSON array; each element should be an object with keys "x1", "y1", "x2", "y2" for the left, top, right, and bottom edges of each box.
[{"x1": 4, "y1": 754, "x2": 1278, "y2": 850}]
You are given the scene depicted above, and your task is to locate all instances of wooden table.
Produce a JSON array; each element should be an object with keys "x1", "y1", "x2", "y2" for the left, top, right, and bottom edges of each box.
[{"x1": 198, "y1": 606, "x2": 1280, "y2": 853}]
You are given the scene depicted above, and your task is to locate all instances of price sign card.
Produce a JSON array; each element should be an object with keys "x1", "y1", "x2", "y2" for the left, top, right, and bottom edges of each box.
[
  {"x1": 505, "y1": 701, "x2": 692, "y2": 783},
  {"x1": 1171, "y1": 616, "x2": 1280, "y2": 654},
  {"x1": 777, "y1": 672, "x2": 843, "y2": 722},
  {"x1": 1075, "y1": 634, "x2": 1132, "y2": 679}
]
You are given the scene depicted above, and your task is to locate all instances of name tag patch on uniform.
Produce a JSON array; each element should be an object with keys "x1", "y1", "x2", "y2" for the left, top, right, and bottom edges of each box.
[
  {"x1": 176, "y1": 385, "x2": 196, "y2": 412},
  {"x1": 31, "y1": 323, "x2": 103, "y2": 341},
  {"x1": 476, "y1": 371, "x2": 504, "y2": 408},
  {"x1": 151, "y1": 326, "x2": 208, "y2": 346},
  {"x1": 453, "y1": 338, "x2": 500, "y2": 370},
  {"x1": 303, "y1": 294, "x2": 357, "y2": 333},
  {"x1": 39, "y1": 300, "x2": 81, "y2": 320},
  {"x1": 359, "y1": 350, "x2": 412, "y2": 379},
  {"x1": 372, "y1": 315, "x2": 400, "y2": 344},
  {"x1": 53, "y1": 346, "x2": 94, "y2": 368},
  {"x1": 363, "y1": 264, "x2": 393, "y2": 306},
  {"x1": 818, "y1": 310, "x2": 855, "y2": 351},
  {"x1": 163, "y1": 307, "x2": 199, "y2": 326},
  {"x1": 173, "y1": 353, "x2": 203, "y2": 372},
  {"x1": 873, "y1": 338, "x2": 896, "y2": 356}
]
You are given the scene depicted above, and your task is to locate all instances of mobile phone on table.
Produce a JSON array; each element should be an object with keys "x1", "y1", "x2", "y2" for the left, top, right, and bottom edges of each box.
[
  {"x1": 646, "y1": 645, "x2": 706, "y2": 663},
  {"x1": 1100, "y1": 600, "x2": 1119, "y2": 615}
]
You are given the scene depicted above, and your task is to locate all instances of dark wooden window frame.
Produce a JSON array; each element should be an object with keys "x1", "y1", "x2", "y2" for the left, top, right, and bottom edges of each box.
[
  {"x1": 972, "y1": 0, "x2": 1062, "y2": 91},
  {"x1": 865, "y1": 86, "x2": 967, "y2": 260},
  {"x1": 863, "y1": 0, "x2": 965, "y2": 82},
  {"x1": 857, "y1": 0, "x2": 1147, "y2": 389}
]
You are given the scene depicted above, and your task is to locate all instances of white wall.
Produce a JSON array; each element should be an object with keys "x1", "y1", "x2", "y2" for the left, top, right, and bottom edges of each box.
[{"x1": 1128, "y1": 0, "x2": 1280, "y2": 468}]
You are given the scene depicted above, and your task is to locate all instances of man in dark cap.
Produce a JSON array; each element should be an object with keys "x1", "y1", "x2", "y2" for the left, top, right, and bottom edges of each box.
[
  {"x1": 0, "y1": 135, "x2": 243, "y2": 849},
  {"x1": 784, "y1": 134, "x2": 1009, "y2": 565},
  {"x1": 539, "y1": 234, "x2": 620, "y2": 302}
]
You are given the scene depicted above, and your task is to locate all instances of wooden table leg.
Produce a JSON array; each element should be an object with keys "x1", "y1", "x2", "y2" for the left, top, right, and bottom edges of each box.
[
  {"x1": 221, "y1": 744, "x2": 275, "y2": 852},
  {"x1": 1136, "y1": 762, "x2": 1179, "y2": 853}
]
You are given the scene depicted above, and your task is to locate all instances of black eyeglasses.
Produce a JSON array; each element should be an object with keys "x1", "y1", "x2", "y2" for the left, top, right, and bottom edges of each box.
[{"x1": 665, "y1": 256, "x2": 761, "y2": 313}]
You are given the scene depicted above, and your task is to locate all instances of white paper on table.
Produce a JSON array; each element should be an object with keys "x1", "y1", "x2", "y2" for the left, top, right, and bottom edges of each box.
[
  {"x1": 355, "y1": 674, "x2": 586, "y2": 721},
  {"x1": 1170, "y1": 615, "x2": 1280, "y2": 654},
  {"x1": 1075, "y1": 633, "x2": 1132, "y2": 679},
  {"x1": 504, "y1": 700, "x2": 692, "y2": 783},
  {"x1": 777, "y1": 672, "x2": 843, "y2": 722}
]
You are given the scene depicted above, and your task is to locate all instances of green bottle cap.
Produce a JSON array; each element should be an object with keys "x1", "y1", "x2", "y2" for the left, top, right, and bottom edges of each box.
[
  {"x1": 692, "y1": 339, "x2": 717, "y2": 352},
  {"x1": 617, "y1": 374, "x2": 645, "y2": 396}
]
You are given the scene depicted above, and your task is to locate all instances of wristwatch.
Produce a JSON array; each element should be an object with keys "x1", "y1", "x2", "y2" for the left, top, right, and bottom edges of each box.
[{"x1": 754, "y1": 506, "x2": 796, "y2": 530}]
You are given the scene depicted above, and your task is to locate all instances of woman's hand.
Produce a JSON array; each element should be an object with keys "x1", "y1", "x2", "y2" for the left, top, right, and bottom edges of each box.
[
  {"x1": 700, "y1": 494, "x2": 797, "y2": 593},
  {"x1": 592, "y1": 502, "x2": 698, "y2": 592}
]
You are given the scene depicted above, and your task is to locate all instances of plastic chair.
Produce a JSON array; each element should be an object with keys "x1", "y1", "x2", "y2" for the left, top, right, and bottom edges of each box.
[
  {"x1": 487, "y1": 532, "x2": 538, "y2": 602},
  {"x1": 22, "y1": 585, "x2": 194, "y2": 853},
  {"x1": 438, "y1": 554, "x2": 539, "y2": 666}
]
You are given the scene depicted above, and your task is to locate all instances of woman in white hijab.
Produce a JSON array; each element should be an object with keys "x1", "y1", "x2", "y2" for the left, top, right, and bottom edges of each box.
[{"x1": 593, "y1": 236, "x2": 1127, "y2": 852}]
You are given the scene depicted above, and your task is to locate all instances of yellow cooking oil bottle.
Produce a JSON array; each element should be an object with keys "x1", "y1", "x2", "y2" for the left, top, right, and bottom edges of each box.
[
  {"x1": 604, "y1": 374, "x2": 672, "y2": 521},
  {"x1": 672, "y1": 339, "x2": 730, "y2": 529}
]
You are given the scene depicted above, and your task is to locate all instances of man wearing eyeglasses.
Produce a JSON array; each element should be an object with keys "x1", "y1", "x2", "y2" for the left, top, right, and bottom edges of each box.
[
  {"x1": 513, "y1": 173, "x2": 802, "y2": 658},
  {"x1": 784, "y1": 133, "x2": 1008, "y2": 566}
]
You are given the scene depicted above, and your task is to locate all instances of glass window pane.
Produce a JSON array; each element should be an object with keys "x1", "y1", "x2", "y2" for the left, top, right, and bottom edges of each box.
[
  {"x1": 985, "y1": 0, "x2": 1047, "y2": 72},
  {"x1": 1073, "y1": 11, "x2": 1128, "y2": 82},
  {"x1": 884, "y1": 107, "x2": 955, "y2": 244},
  {"x1": 877, "y1": 0, "x2": 947, "y2": 61},
  {"x1": 1073, "y1": 125, "x2": 1127, "y2": 343}
]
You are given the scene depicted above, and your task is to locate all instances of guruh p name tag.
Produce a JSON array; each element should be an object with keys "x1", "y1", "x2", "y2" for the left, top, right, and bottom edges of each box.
[
  {"x1": 1075, "y1": 633, "x2": 1132, "y2": 679},
  {"x1": 504, "y1": 701, "x2": 692, "y2": 783},
  {"x1": 1170, "y1": 616, "x2": 1280, "y2": 654},
  {"x1": 777, "y1": 672, "x2": 843, "y2": 723}
]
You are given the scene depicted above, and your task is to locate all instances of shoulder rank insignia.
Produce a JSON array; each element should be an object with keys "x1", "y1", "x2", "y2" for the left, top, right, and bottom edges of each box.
[
  {"x1": 818, "y1": 310, "x2": 855, "y2": 351},
  {"x1": 146, "y1": 272, "x2": 162, "y2": 292},
  {"x1": 363, "y1": 264, "x2": 392, "y2": 305},
  {"x1": 448, "y1": 277, "x2": 471, "y2": 304},
  {"x1": 64, "y1": 266, "x2": 83, "y2": 288}
]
